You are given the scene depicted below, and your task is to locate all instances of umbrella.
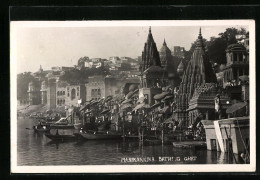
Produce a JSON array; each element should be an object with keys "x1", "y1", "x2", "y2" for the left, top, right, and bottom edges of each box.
[
  {"x1": 133, "y1": 88, "x2": 139, "y2": 94},
  {"x1": 163, "y1": 95, "x2": 174, "y2": 102},
  {"x1": 79, "y1": 104, "x2": 90, "y2": 112},
  {"x1": 137, "y1": 97, "x2": 145, "y2": 103},
  {"x1": 90, "y1": 101, "x2": 99, "y2": 107},
  {"x1": 98, "y1": 98, "x2": 104, "y2": 103},
  {"x1": 143, "y1": 104, "x2": 151, "y2": 109},
  {"x1": 100, "y1": 109, "x2": 110, "y2": 115},
  {"x1": 239, "y1": 75, "x2": 249, "y2": 82},
  {"x1": 120, "y1": 103, "x2": 133, "y2": 110},
  {"x1": 85, "y1": 109, "x2": 92, "y2": 114},
  {"x1": 151, "y1": 102, "x2": 162, "y2": 109},
  {"x1": 132, "y1": 94, "x2": 139, "y2": 99},
  {"x1": 226, "y1": 102, "x2": 247, "y2": 114},
  {"x1": 154, "y1": 92, "x2": 170, "y2": 100},
  {"x1": 132, "y1": 103, "x2": 145, "y2": 112},
  {"x1": 160, "y1": 106, "x2": 171, "y2": 114},
  {"x1": 105, "y1": 96, "x2": 113, "y2": 102},
  {"x1": 125, "y1": 91, "x2": 135, "y2": 99},
  {"x1": 122, "y1": 99, "x2": 132, "y2": 104},
  {"x1": 163, "y1": 117, "x2": 174, "y2": 124}
]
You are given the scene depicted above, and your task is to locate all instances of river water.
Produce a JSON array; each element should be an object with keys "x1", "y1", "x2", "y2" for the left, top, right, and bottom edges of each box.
[{"x1": 17, "y1": 117, "x2": 244, "y2": 166}]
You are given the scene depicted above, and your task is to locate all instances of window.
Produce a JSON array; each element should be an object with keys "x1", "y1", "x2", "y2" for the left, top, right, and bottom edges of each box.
[
  {"x1": 71, "y1": 89, "x2": 76, "y2": 100},
  {"x1": 233, "y1": 53, "x2": 237, "y2": 62},
  {"x1": 210, "y1": 139, "x2": 217, "y2": 150},
  {"x1": 239, "y1": 53, "x2": 243, "y2": 62}
]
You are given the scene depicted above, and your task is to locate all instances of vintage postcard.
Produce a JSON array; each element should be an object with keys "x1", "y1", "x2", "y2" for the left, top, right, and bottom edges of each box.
[{"x1": 10, "y1": 20, "x2": 256, "y2": 173}]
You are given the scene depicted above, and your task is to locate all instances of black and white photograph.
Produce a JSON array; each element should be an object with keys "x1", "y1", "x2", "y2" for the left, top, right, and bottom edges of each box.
[{"x1": 10, "y1": 20, "x2": 255, "y2": 173}]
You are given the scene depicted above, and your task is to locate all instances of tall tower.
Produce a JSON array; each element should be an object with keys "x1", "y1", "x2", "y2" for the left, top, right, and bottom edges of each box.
[
  {"x1": 174, "y1": 28, "x2": 217, "y2": 127},
  {"x1": 40, "y1": 80, "x2": 48, "y2": 104},
  {"x1": 139, "y1": 27, "x2": 161, "y2": 73}
]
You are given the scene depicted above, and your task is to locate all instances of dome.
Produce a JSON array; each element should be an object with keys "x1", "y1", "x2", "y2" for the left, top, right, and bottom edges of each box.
[
  {"x1": 160, "y1": 46, "x2": 171, "y2": 54},
  {"x1": 160, "y1": 39, "x2": 171, "y2": 54},
  {"x1": 226, "y1": 43, "x2": 246, "y2": 52}
]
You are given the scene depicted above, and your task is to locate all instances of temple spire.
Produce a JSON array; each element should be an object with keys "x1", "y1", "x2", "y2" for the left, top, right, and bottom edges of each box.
[
  {"x1": 198, "y1": 27, "x2": 202, "y2": 39},
  {"x1": 163, "y1": 38, "x2": 166, "y2": 46},
  {"x1": 140, "y1": 26, "x2": 161, "y2": 73}
]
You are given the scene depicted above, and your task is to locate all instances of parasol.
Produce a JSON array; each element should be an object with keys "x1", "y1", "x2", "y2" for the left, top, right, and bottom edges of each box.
[
  {"x1": 151, "y1": 102, "x2": 162, "y2": 109},
  {"x1": 226, "y1": 102, "x2": 247, "y2": 114},
  {"x1": 154, "y1": 92, "x2": 170, "y2": 100},
  {"x1": 120, "y1": 103, "x2": 133, "y2": 110},
  {"x1": 125, "y1": 91, "x2": 135, "y2": 99},
  {"x1": 122, "y1": 99, "x2": 132, "y2": 104},
  {"x1": 133, "y1": 88, "x2": 139, "y2": 94},
  {"x1": 100, "y1": 109, "x2": 110, "y2": 115},
  {"x1": 239, "y1": 75, "x2": 249, "y2": 82},
  {"x1": 163, "y1": 95, "x2": 174, "y2": 102},
  {"x1": 160, "y1": 106, "x2": 171, "y2": 114},
  {"x1": 143, "y1": 104, "x2": 151, "y2": 109},
  {"x1": 85, "y1": 109, "x2": 92, "y2": 114},
  {"x1": 79, "y1": 104, "x2": 90, "y2": 112},
  {"x1": 136, "y1": 97, "x2": 145, "y2": 104},
  {"x1": 90, "y1": 101, "x2": 99, "y2": 107},
  {"x1": 163, "y1": 117, "x2": 174, "y2": 124},
  {"x1": 105, "y1": 96, "x2": 113, "y2": 102},
  {"x1": 132, "y1": 103, "x2": 145, "y2": 112}
]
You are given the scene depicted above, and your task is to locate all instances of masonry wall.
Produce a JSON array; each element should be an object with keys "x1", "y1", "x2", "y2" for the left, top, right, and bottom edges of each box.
[{"x1": 47, "y1": 79, "x2": 56, "y2": 109}]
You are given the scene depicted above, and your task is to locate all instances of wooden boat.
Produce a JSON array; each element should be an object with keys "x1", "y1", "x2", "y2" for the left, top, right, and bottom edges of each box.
[
  {"x1": 50, "y1": 118, "x2": 75, "y2": 129},
  {"x1": 45, "y1": 133, "x2": 77, "y2": 141},
  {"x1": 32, "y1": 124, "x2": 51, "y2": 133},
  {"x1": 50, "y1": 124, "x2": 75, "y2": 129},
  {"x1": 77, "y1": 130, "x2": 122, "y2": 140}
]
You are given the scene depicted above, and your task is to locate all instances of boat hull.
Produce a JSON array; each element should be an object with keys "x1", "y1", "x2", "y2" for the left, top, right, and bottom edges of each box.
[
  {"x1": 45, "y1": 133, "x2": 77, "y2": 141},
  {"x1": 50, "y1": 124, "x2": 75, "y2": 129},
  {"x1": 79, "y1": 131, "x2": 122, "y2": 140}
]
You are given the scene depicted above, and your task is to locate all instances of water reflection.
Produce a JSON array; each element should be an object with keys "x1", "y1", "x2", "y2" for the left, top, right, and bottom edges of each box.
[{"x1": 17, "y1": 117, "x2": 243, "y2": 165}]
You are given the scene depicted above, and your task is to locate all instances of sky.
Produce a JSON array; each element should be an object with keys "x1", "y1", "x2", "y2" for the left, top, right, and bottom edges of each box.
[{"x1": 11, "y1": 22, "x2": 248, "y2": 74}]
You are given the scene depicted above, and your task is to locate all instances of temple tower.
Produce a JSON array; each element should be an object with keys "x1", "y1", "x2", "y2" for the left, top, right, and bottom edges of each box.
[
  {"x1": 174, "y1": 28, "x2": 217, "y2": 127},
  {"x1": 139, "y1": 27, "x2": 161, "y2": 74},
  {"x1": 139, "y1": 27, "x2": 167, "y2": 105}
]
